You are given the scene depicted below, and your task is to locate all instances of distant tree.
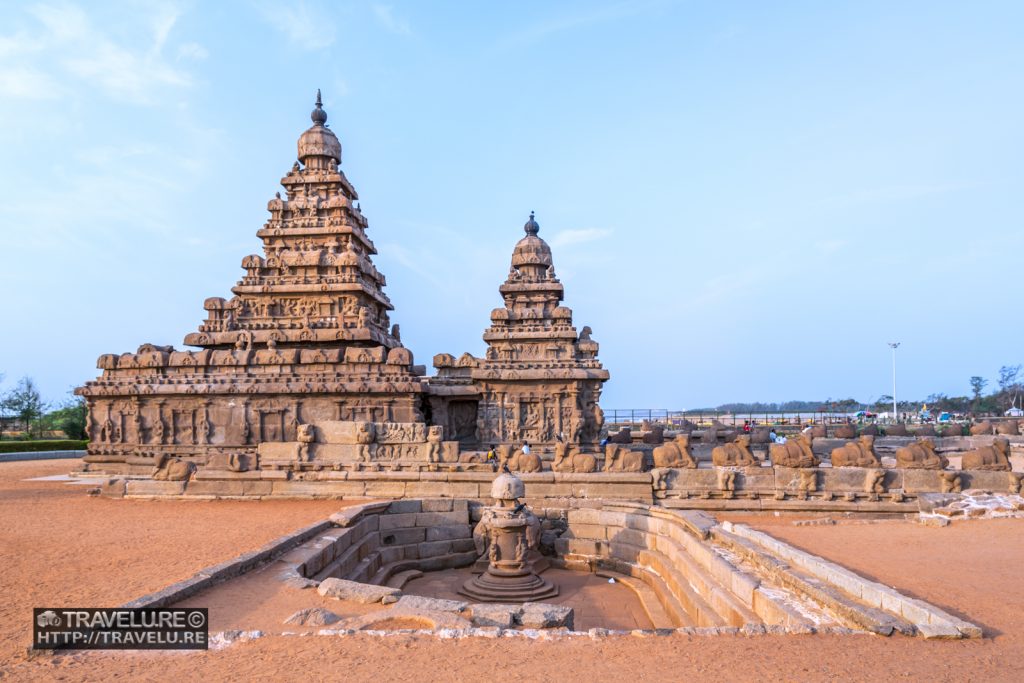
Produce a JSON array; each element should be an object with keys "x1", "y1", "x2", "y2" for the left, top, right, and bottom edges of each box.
[
  {"x1": 2, "y1": 377, "x2": 48, "y2": 438},
  {"x1": 998, "y1": 365, "x2": 1022, "y2": 410},
  {"x1": 970, "y1": 376, "x2": 988, "y2": 401},
  {"x1": 39, "y1": 395, "x2": 88, "y2": 440}
]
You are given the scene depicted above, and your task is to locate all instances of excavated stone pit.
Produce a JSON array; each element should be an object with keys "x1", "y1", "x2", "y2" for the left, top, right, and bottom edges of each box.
[{"x1": 138, "y1": 498, "x2": 983, "y2": 640}]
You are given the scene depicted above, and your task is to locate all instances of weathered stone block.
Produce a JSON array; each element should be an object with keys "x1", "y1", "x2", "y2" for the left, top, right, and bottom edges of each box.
[
  {"x1": 418, "y1": 540, "x2": 453, "y2": 558},
  {"x1": 126, "y1": 480, "x2": 186, "y2": 496},
  {"x1": 415, "y1": 511, "x2": 468, "y2": 527},
  {"x1": 426, "y1": 524, "x2": 471, "y2": 542},
  {"x1": 316, "y1": 577, "x2": 400, "y2": 604},
  {"x1": 380, "y1": 527, "x2": 426, "y2": 546},
  {"x1": 378, "y1": 513, "x2": 418, "y2": 531}
]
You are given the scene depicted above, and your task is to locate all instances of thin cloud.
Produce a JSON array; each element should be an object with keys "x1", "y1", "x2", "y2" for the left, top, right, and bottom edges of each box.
[
  {"x1": 495, "y1": 0, "x2": 668, "y2": 51},
  {"x1": 259, "y1": 1, "x2": 337, "y2": 50},
  {"x1": 0, "y1": 2, "x2": 199, "y2": 103},
  {"x1": 549, "y1": 228, "x2": 613, "y2": 248},
  {"x1": 372, "y1": 4, "x2": 412, "y2": 36},
  {"x1": 177, "y1": 42, "x2": 208, "y2": 61}
]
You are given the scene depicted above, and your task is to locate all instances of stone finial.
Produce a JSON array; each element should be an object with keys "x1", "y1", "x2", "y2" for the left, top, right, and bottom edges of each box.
[
  {"x1": 523, "y1": 211, "x2": 539, "y2": 236},
  {"x1": 311, "y1": 89, "x2": 327, "y2": 126}
]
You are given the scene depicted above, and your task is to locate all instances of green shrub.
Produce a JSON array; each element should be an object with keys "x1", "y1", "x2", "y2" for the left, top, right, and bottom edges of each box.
[{"x1": 0, "y1": 440, "x2": 88, "y2": 454}]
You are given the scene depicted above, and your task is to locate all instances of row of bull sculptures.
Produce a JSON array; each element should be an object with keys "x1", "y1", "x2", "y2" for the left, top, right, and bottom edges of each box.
[{"x1": 498, "y1": 434, "x2": 1017, "y2": 473}]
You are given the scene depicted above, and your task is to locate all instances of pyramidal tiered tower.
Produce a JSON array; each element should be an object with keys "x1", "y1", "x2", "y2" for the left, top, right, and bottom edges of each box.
[
  {"x1": 430, "y1": 213, "x2": 609, "y2": 450},
  {"x1": 77, "y1": 93, "x2": 426, "y2": 473}
]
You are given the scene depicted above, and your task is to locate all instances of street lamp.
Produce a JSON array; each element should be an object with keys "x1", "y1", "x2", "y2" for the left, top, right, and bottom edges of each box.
[{"x1": 888, "y1": 342, "x2": 900, "y2": 422}]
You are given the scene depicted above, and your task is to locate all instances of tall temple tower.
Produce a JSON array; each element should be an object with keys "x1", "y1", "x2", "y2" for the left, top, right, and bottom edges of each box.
[
  {"x1": 429, "y1": 213, "x2": 609, "y2": 451},
  {"x1": 77, "y1": 93, "x2": 425, "y2": 473}
]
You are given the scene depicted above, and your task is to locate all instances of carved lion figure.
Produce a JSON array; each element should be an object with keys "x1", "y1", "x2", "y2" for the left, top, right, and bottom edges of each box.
[
  {"x1": 355, "y1": 421, "x2": 376, "y2": 462},
  {"x1": 711, "y1": 435, "x2": 757, "y2": 468},
  {"x1": 961, "y1": 437, "x2": 1011, "y2": 471},
  {"x1": 895, "y1": 438, "x2": 948, "y2": 469},
  {"x1": 830, "y1": 435, "x2": 881, "y2": 468},
  {"x1": 652, "y1": 434, "x2": 697, "y2": 469},
  {"x1": 425, "y1": 425, "x2": 444, "y2": 464},
  {"x1": 552, "y1": 440, "x2": 597, "y2": 473},
  {"x1": 603, "y1": 444, "x2": 645, "y2": 472},
  {"x1": 770, "y1": 434, "x2": 820, "y2": 468}
]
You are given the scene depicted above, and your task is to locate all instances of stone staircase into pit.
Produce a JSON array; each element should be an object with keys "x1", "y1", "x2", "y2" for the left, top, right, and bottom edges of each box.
[{"x1": 555, "y1": 503, "x2": 981, "y2": 639}]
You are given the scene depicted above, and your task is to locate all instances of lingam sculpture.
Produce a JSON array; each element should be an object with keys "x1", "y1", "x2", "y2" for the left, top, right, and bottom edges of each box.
[{"x1": 459, "y1": 471, "x2": 558, "y2": 602}]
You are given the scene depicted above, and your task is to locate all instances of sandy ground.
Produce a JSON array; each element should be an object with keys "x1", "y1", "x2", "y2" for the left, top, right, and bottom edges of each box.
[{"x1": 2, "y1": 459, "x2": 1024, "y2": 682}]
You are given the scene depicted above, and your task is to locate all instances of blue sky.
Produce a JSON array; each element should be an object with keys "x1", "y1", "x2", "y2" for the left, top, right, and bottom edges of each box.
[{"x1": 1, "y1": 0, "x2": 1021, "y2": 409}]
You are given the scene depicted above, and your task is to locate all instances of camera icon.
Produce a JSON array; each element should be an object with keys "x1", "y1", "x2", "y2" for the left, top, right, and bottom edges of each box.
[{"x1": 37, "y1": 610, "x2": 61, "y2": 627}]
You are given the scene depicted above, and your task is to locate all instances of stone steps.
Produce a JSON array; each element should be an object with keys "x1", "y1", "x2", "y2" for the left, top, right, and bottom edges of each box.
[
  {"x1": 718, "y1": 522, "x2": 982, "y2": 639},
  {"x1": 596, "y1": 570, "x2": 675, "y2": 629},
  {"x1": 385, "y1": 569, "x2": 423, "y2": 589}
]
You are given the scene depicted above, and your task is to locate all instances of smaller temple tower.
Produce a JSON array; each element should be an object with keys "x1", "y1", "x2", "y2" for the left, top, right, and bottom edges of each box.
[{"x1": 429, "y1": 213, "x2": 609, "y2": 451}]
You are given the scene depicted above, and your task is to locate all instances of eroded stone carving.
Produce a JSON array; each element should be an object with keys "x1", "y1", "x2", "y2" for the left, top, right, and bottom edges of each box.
[
  {"x1": 961, "y1": 437, "x2": 1011, "y2": 471},
  {"x1": 940, "y1": 471, "x2": 962, "y2": 494},
  {"x1": 461, "y1": 473, "x2": 555, "y2": 602},
  {"x1": 770, "y1": 434, "x2": 820, "y2": 468},
  {"x1": 712, "y1": 435, "x2": 757, "y2": 467},
  {"x1": 895, "y1": 438, "x2": 949, "y2": 470},
  {"x1": 603, "y1": 444, "x2": 645, "y2": 472},
  {"x1": 831, "y1": 436, "x2": 881, "y2": 468},
  {"x1": 652, "y1": 434, "x2": 697, "y2": 469},
  {"x1": 552, "y1": 439, "x2": 597, "y2": 473},
  {"x1": 865, "y1": 469, "x2": 886, "y2": 494}
]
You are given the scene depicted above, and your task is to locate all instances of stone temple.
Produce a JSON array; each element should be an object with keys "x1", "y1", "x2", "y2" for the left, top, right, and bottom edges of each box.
[
  {"x1": 76, "y1": 92, "x2": 607, "y2": 478},
  {"x1": 428, "y1": 212, "x2": 608, "y2": 451}
]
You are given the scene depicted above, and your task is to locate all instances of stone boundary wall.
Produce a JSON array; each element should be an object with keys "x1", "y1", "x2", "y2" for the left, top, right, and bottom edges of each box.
[
  {"x1": 116, "y1": 471, "x2": 654, "y2": 504},
  {"x1": 0, "y1": 450, "x2": 86, "y2": 462},
  {"x1": 279, "y1": 500, "x2": 477, "y2": 587}
]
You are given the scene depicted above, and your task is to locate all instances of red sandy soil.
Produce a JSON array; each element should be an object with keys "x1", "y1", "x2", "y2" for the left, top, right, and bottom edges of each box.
[{"x1": 2, "y1": 459, "x2": 1024, "y2": 682}]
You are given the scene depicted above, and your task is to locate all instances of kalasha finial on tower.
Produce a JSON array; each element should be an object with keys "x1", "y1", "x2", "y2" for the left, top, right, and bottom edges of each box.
[
  {"x1": 311, "y1": 89, "x2": 327, "y2": 126},
  {"x1": 524, "y1": 211, "x2": 540, "y2": 236}
]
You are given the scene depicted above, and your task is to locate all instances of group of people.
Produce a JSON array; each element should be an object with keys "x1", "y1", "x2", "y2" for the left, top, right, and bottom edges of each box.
[{"x1": 483, "y1": 441, "x2": 533, "y2": 471}]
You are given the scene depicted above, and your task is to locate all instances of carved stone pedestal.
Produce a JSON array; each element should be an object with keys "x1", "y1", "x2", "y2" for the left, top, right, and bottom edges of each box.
[{"x1": 459, "y1": 473, "x2": 557, "y2": 602}]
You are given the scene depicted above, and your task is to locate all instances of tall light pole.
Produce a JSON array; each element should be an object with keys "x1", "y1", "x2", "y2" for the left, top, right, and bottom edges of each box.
[{"x1": 888, "y1": 342, "x2": 900, "y2": 422}]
